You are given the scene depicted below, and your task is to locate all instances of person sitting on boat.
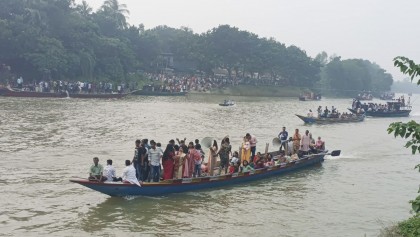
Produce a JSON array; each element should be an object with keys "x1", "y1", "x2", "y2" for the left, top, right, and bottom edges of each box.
[
  {"x1": 230, "y1": 151, "x2": 240, "y2": 165},
  {"x1": 228, "y1": 162, "x2": 236, "y2": 174},
  {"x1": 264, "y1": 154, "x2": 274, "y2": 167},
  {"x1": 241, "y1": 160, "x2": 255, "y2": 173},
  {"x1": 255, "y1": 157, "x2": 265, "y2": 169},
  {"x1": 104, "y1": 159, "x2": 122, "y2": 182},
  {"x1": 89, "y1": 157, "x2": 106, "y2": 182},
  {"x1": 317, "y1": 106, "x2": 322, "y2": 117},
  {"x1": 315, "y1": 137, "x2": 325, "y2": 151},
  {"x1": 307, "y1": 109, "x2": 314, "y2": 117},
  {"x1": 122, "y1": 160, "x2": 141, "y2": 186}
]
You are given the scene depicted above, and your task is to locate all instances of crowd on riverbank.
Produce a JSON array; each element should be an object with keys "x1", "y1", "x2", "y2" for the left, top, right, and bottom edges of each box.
[
  {"x1": 144, "y1": 73, "x2": 285, "y2": 93},
  {"x1": 88, "y1": 129, "x2": 326, "y2": 184}
]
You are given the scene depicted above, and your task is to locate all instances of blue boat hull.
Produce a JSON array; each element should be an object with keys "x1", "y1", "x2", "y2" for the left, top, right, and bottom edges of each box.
[
  {"x1": 296, "y1": 114, "x2": 365, "y2": 124},
  {"x1": 348, "y1": 108, "x2": 411, "y2": 117},
  {"x1": 71, "y1": 153, "x2": 325, "y2": 197}
]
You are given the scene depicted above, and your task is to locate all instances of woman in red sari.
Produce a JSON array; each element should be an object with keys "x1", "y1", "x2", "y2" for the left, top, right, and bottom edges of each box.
[{"x1": 162, "y1": 144, "x2": 175, "y2": 180}]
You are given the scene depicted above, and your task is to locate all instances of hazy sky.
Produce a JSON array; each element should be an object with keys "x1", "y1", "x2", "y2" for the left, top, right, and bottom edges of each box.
[{"x1": 79, "y1": 0, "x2": 420, "y2": 81}]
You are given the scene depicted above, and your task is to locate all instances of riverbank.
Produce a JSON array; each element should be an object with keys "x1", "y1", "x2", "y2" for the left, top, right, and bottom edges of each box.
[{"x1": 190, "y1": 85, "x2": 303, "y2": 97}]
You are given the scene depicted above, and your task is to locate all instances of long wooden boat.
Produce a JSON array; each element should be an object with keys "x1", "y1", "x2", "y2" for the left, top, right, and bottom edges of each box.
[
  {"x1": 298, "y1": 95, "x2": 321, "y2": 101},
  {"x1": 348, "y1": 108, "x2": 411, "y2": 117},
  {"x1": 296, "y1": 114, "x2": 365, "y2": 124},
  {"x1": 132, "y1": 90, "x2": 187, "y2": 96},
  {"x1": 0, "y1": 86, "x2": 127, "y2": 99},
  {"x1": 70, "y1": 150, "x2": 337, "y2": 197}
]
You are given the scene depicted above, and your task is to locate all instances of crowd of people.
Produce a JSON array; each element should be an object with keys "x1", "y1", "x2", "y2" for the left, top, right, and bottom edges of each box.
[
  {"x1": 88, "y1": 130, "x2": 326, "y2": 184},
  {"x1": 310, "y1": 106, "x2": 357, "y2": 119},
  {"x1": 352, "y1": 96, "x2": 409, "y2": 112},
  {"x1": 143, "y1": 73, "x2": 286, "y2": 93},
  {"x1": 11, "y1": 77, "x2": 132, "y2": 94}
]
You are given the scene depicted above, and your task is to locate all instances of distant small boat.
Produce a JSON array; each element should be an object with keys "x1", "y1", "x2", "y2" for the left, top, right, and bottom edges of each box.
[
  {"x1": 408, "y1": 92, "x2": 413, "y2": 96},
  {"x1": 0, "y1": 86, "x2": 127, "y2": 99},
  {"x1": 298, "y1": 93, "x2": 321, "y2": 101},
  {"x1": 379, "y1": 92, "x2": 395, "y2": 100},
  {"x1": 295, "y1": 114, "x2": 365, "y2": 124},
  {"x1": 219, "y1": 100, "x2": 235, "y2": 106}
]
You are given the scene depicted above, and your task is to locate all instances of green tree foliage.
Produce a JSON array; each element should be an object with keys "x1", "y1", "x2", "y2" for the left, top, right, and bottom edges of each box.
[
  {"x1": 0, "y1": 0, "x2": 392, "y2": 89},
  {"x1": 322, "y1": 58, "x2": 393, "y2": 96},
  {"x1": 388, "y1": 56, "x2": 420, "y2": 236}
]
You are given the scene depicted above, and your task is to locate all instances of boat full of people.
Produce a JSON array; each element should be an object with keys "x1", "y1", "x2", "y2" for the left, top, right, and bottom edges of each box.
[
  {"x1": 296, "y1": 106, "x2": 365, "y2": 124},
  {"x1": 298, "y1": 92, "x2": 321, "y2": 101},
  {"x1": 350, "y1": 97, "x2": 411, "y2": 117},
  {"x1": 71, "y1": 131, "x2": 339, "y2": 197},
  {"x1": 0, "y1": 82, "x2": 129, "y2": 99},
  {"x1": 355, "y1": 92, "x2": 373, "y2": 100},
  {"x1": 379, "y1": 92, "x2": 395, "y2": 100},
  {"x1": 219, "y1": 100, "x2": 235, "y2": 106}
]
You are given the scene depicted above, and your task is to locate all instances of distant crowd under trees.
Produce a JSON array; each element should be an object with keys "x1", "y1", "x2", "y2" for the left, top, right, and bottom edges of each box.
[{"x1": 0, "y1": 0, "x2": 393, "y2": 96}]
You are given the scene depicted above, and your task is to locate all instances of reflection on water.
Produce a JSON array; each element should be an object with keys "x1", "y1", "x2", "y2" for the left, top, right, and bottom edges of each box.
[{"x1": 0, "y1": 94, "x2": 419, "y2": 236}]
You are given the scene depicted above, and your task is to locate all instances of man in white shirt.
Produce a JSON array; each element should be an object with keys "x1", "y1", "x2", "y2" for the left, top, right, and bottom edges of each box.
[
  {"x1": 300, "y1": 130, "x2": 311, "y2": 156},
  {"x1": 148, "y1": 140, "x2": 163, "y2": 182},
  {"x1": 103, "y1": 159, "x2": 121, "y2": 182},
  {"x1": 122, "y1": 160, "x2": 141, "y2": 186}
]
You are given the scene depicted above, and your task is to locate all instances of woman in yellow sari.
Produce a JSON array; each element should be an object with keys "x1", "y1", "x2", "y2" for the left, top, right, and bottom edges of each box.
[{"x1": 241, "y1": 136, "x2": 251, "y2": 163}]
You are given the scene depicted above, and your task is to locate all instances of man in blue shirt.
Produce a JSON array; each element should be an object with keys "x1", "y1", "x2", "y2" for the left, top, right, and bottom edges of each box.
[{"x1": 278, "y1": 127, "x2": 288, "y2": 151}]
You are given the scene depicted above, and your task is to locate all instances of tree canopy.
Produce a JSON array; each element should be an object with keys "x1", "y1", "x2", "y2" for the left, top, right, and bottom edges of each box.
[{"x1": 0, "y1": 0, "x2": 393, "y2": 92}]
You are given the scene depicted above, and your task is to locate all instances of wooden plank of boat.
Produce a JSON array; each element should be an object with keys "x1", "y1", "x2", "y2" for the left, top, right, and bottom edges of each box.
[
  {"x1": 70, "y1": 150, "x2": 340, "y2": 197},
  {"x1": 295, "y1": 114, "x2": 364, "y2": 124},
  {"x1": 348, "y1": 108, "x2": 411, "y2": 117}
]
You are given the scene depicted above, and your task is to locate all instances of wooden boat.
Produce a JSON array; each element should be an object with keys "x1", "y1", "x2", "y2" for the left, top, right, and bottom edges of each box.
[
  {"x1": 219, "y1": 100, "x2": 235, "y2": 106},
  {"x1": 0, "y1": 86, "x2": 127, "y2": 99},
  {"x1": 348, "y1": 108, "x2": 411, "y2": 117},
  {"x1": 295, "y1": 114, "x2": 365, "y2": 124},
  {"x1": 70, "y1": 150, "x2": 339, "y2": 197},
  {"x1": 379, "y1": 93, "x2": 395, "y2": 100},
  {"x1": 298, "y1": 93, "x2": 321, "y2": 101}
]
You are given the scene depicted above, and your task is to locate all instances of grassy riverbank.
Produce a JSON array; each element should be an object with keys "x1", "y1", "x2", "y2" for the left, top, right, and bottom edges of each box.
[{"x1": 191, "y1": 85, "x2": 304, "y2": 97}]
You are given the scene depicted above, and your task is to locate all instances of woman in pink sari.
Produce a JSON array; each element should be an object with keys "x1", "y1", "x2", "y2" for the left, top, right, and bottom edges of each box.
[{"x1": 208, "y1": 140, "x2": 218, "y2": 176}]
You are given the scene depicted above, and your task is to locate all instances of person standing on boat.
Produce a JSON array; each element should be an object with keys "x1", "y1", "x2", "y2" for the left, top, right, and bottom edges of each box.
[
  {"x1": 162, "y1": 144, "x2": 175, "y2": 180},
  {"x1": 246, "y1": 133, "x2": 257, "y2": 162},
  {"x1": 208, "y1": 140, "x2": 218, "y2": 176},
  {"x1": 133, "y1": 140, "x2": 141, "y2": 180},
  {"x1": 187, "y1": 142, "x2": 202, "y2": 177},
  {"x1": 89, "y1": 157, "x2": 106, "y2": 182},
  {"x1": 122, "y1": 160, "x2": 141, "y2": 186},
  {"x1": 292, "y1": 129, "x2": 301, "y2": 154},
  {"x1": 300, "y1": 130, "x2": 311, "y2": 156},
  {"x1": 241, "y1": 136, "x2": 251, "y2": 163},
  {"x1": 286, "y1": 137, "x2": 293, "y2": 156},
  {"x1": 218, "y1": 137, "x2": 232, "y2": 175},
  {"x1": 278, "y1": 127, "x2": 288, "y2": 151},
  {"x1": 148, "y1": 140, "x2": 163, "y2": 182}
]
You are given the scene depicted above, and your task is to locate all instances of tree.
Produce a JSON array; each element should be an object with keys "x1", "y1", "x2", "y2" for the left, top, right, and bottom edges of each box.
[{"x1": 387, "y1": 56, "x2": 420, "y2": 235}]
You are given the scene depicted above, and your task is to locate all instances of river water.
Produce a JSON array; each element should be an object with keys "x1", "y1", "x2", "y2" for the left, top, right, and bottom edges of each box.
[{"x1": 0, "y1": 94, "x2": 419, "y2": 237}]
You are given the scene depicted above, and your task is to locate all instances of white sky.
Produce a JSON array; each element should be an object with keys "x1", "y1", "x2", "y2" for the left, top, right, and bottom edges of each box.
[{"x1": 79, "y1": 0, "x2": 420, "y2": 81}]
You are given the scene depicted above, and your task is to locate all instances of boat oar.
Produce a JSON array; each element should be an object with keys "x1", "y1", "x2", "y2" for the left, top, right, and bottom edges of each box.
[{"x1": 302, "y1": 150, "x2": 341, "y2": 159}]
